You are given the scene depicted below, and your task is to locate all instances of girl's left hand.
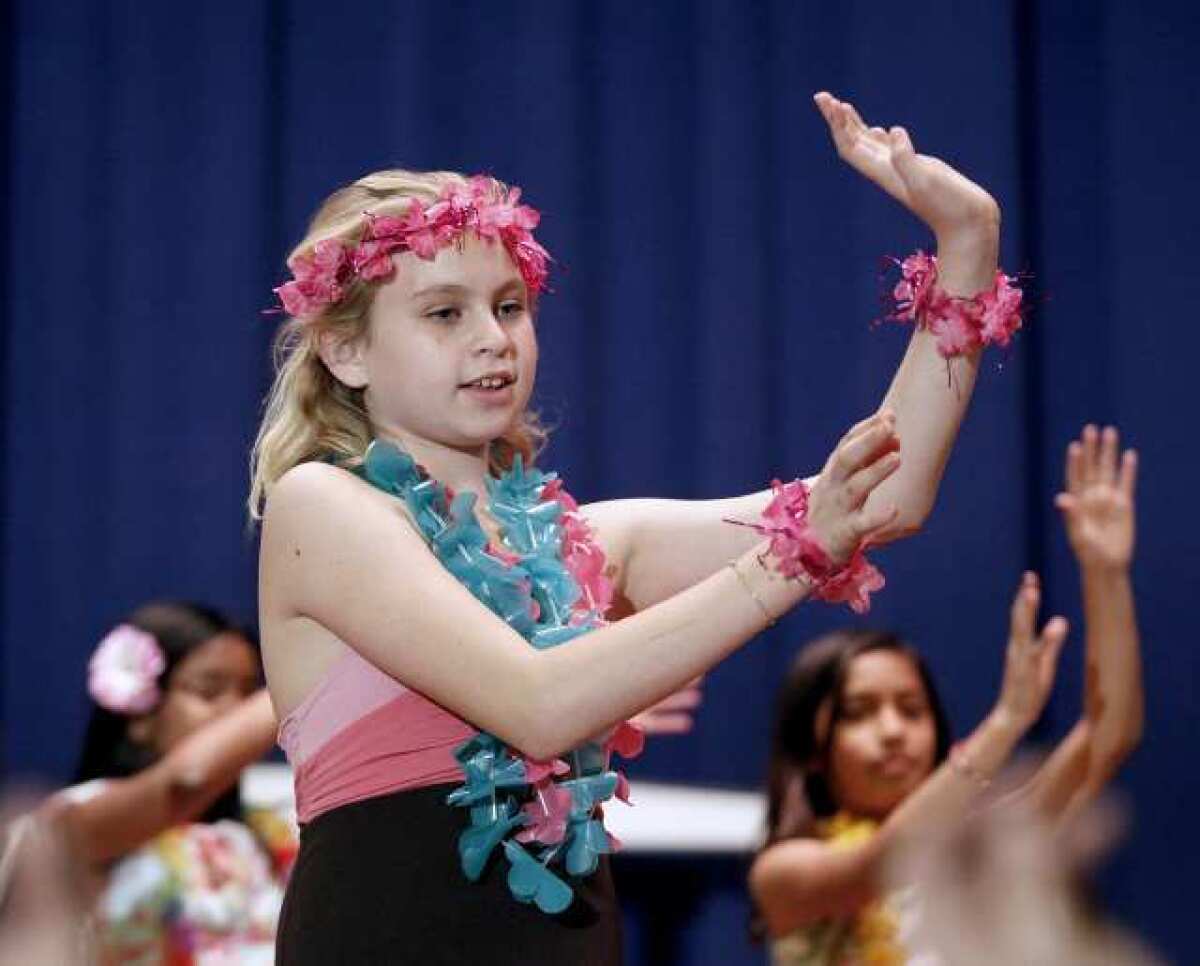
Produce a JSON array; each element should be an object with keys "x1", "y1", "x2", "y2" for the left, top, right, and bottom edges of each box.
[
  {"x1": 813, "y1": 91, "x2": 1000, "y2": 243},
  {"x1": 994, "y1": 572, "x2": 1070, "y2": 734}
]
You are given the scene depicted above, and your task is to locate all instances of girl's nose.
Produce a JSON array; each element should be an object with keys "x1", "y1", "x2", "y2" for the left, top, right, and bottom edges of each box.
[
  {"x1": 471, "y1": 307, "x2": 515, "y2": 356},
  {"x1": 877, "y1": 705, "x2": 905, "y2": 740}
]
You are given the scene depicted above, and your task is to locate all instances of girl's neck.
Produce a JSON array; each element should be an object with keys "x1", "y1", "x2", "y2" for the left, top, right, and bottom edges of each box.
[{"x1": 377, "y1": 428, "x2": 492, "y2": 497}]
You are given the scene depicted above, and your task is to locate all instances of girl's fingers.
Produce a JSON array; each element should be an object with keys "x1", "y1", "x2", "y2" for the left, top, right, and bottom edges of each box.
[
  {"x1": 655, "y1": 687, "x2": 704, "y2": 711},
  {"x1": 1099, "y1": 426, "x2": 1119, "y2": 483},
  {"x1": 842, "y1": 450, "x2": 902, "y2": 508},
  {"x1": 1064, "y1": 441, "x2": 1083, "y2": 494},
  {"x1": 843, "y1": 101, "x2": 868, "y2": 135},
  {"x1": 1040, "y1": 616, "x2": 1069, "y2": 649},
  {"x1": 853, "y1": 501, "x2": 899, "y2": 540},
  {"x1": 835, "y1": 419, "x2": 899, "y2": 481},
  {"x1": 1054, "y1": 492, "x2": 1077, "y2": 516},
  {"x1": 813, "y1": 93, "x2": 851, "y2": 149},
  {"x1": 841, "y1": 409, "x2": 895, "y2": 447},
  {"x1": 1081, "y1": 425, "x2": 1099, "y2": 484},
  {"x1": 640, "y1": 713, "x2": 694, "y2": 735},
  {"x1": 1119, "y1": 449, "x2": 1139, "y2": 498},
  {"x1": 1037, "y1": 617, "x2": 1070, "y2": 680},
  {"x1": 889, "y1": 126, "x2": 918, "y2": 180},
  {"x1": 1009, "y1": 572, "x2": 1039, "y2": 643}
]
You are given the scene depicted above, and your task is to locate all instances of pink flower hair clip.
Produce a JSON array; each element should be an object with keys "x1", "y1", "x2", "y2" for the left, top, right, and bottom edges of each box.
[
  {"x1": 887, "y1": 251, "x2": 1024, "y2": 359},
  {"x1": 88, "y1": 624, "x2": 167, "y2": 715},
  {"x1": 274, "y1": 175, "x2": 552, "y2": 320}
]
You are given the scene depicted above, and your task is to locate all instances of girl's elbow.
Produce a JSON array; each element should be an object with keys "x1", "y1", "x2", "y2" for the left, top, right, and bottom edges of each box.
[
  {"x1": 511, "y1": 707, "x2": 584, "y2": 762},
  {"x1": 495, "y1": 686, "x2": 576, "y2": 762},
  {"x1": 504, "y1": 727, "x2": 558, "y2": 764}
]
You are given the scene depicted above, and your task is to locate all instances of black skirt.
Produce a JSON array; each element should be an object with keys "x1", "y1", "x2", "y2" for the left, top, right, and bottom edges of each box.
[{"x1": 276, "y1": 783, "x2": 623, "y2": 965}]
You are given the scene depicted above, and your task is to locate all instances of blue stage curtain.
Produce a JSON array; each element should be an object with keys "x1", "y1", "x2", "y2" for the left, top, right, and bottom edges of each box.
[{"x1": 4, "y1": 2, "x2": 1196, "y2": 961}]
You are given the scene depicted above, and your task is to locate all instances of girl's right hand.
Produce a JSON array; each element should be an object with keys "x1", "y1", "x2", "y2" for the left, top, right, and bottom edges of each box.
[
  {"x1": 993, "y1": 572, "x2": 1070, "y2": 733},
  {"x1": 805, "y1": 411, "x2": 903, "y2": 564}
]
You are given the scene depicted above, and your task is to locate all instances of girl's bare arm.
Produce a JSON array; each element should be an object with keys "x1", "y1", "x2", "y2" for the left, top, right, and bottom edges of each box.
[
  {"x1": 259, "y1": 417, "x2": 898, "y2": 762},
  {"x1": 45, "y1": 690, "x2": 277, "y2": 865}
]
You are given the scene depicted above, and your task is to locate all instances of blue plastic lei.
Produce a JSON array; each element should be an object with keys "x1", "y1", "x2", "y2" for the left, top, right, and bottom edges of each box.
[{"x1": 360, "y1": 439, "x2": 627, "y2": 915}]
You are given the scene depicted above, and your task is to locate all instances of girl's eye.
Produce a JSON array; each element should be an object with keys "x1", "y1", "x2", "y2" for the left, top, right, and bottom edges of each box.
[
  {"x1": 178, "y1": 679, "x2": 226, "y2": 702},
  {"x1": 426, "y1": 307, "x2": 461, "y2": 322},
  {"x1": 497, "y1": 300, "x2": 526, "y2": 319}
]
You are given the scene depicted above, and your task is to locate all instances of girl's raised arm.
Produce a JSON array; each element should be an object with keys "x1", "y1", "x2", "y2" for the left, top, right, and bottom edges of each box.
[
  {"x1": 1023, "y1": 426, "x2": 1143, "y2": 818},
  {"x1": 260, "y1": 416, "x2": 898, "y2": 763},
  {"x1": 588, "y1": 94, "x2": 1006, "y2": 614}
]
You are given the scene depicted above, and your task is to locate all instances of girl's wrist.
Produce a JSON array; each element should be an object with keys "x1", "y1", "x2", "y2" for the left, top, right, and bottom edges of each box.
[
  {"x1": 933, "y1": 205, "x2": 1001, "y2": 252},
  {"x1": 933, "y1": 230, "x2": 1000, "y2": 295},
  {"x1": 1080, "y1": 562, "x2": 1132, "y2": 591},
  {"x1": 981, "y1": 706, "x2": 1028, "y2": 746}
]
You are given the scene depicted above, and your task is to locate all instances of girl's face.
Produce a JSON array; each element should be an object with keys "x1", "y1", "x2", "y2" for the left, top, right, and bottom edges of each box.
[
  {"x1": 350, "y1": 233, "x2": 538, "y2": 458},
  {"x1": 824, "y1": 650, "x2": 938, "y2": 819},
  {"x1": 131, "y1": 633, "x2": 260, "y2": 757}
]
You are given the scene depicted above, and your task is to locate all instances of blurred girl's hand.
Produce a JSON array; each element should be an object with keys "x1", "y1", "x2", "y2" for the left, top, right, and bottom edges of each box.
[
  {"x1": 1056, "y1": 426, "x2": 1137, "y2": 573},
  {"x1": 993, "y1": 572, "x2": 1069, "y2": 733}
]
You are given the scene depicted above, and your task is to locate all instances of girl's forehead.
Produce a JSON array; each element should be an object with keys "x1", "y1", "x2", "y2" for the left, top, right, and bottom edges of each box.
[
  {"x1": 388, "y1": 235, "x2": 524, "y2": 299},
  {"x1": 842, "y1": 650, "x2": 924, "y2": 695},
  {"x1": 174, "y1": 633, "x2": 258, "y2": 678}
]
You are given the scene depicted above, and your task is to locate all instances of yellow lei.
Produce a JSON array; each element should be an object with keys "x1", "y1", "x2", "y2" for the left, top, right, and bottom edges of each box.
[{"x1": 770, "y1": 813, "x2": 907, "y2": 966}]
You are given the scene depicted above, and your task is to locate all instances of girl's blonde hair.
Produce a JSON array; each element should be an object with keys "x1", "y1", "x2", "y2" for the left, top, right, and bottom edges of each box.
[{"x1": 248, "y1": 169, "x2": 547, "y2": 519}]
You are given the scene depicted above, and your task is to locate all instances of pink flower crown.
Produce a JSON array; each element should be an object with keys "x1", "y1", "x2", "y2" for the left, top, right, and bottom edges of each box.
[{"x1": 274, "y1": 175, "x2": 552, "y2": 320}]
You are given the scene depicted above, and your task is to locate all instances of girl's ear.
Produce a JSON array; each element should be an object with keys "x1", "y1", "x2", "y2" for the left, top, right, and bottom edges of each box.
[{"x1": 317, "y1": 330, "x2": 369, "y2": 389}]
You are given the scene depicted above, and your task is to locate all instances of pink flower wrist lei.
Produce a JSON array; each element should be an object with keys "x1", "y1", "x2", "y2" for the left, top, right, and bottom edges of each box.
[
  {"x1": 745, "y1": 478, "x2": 884, "y2": 615},
  {"x1": 889, "y1": 251, "x2": 1024, "y2": 359},
  {"x1": 273, "y1": 175, "x2": 552, "y2": 320}
]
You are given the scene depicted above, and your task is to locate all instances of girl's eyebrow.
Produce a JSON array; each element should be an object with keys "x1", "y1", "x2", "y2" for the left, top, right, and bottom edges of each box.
[
  {"x1": 411, "y1": 278, "x2": 525, "y2": 301},
  {"x1": 411, "y1": 283, "x2": 469, "y2": 300}
]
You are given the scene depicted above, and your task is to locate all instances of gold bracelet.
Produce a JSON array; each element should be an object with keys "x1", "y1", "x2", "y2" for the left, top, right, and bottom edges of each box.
[
  {"x1": 727, "y1": 559, "x2": 776, "y2": 627},
  {"x1": 949, "y1": 743, "x2": 991, "y2": 791}
]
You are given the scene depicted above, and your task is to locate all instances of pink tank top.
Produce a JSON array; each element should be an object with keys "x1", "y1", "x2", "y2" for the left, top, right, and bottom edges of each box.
[{"x1": 277, "y1": 647, "x2": 476, "y2": 824}]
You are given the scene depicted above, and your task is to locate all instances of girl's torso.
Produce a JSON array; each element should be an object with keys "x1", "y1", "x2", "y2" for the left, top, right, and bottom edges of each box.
[
  {"x1": 275, "y1": 642, "x2": 474, "y2": 824},
  {"x1": 48, "y1": 781, "x2": 295, "y2": 966},
  {"x1": 768, "y1": 815, "x2": 933, "y2": 966}
]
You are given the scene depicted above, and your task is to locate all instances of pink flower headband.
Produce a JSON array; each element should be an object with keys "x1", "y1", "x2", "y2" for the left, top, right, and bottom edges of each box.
[
  {"x1": 88, "y1": 624, "x2": 167, "y2": 715},
  {"x1": 274, "y1": 175, "x2": 552, "y2": 320}
]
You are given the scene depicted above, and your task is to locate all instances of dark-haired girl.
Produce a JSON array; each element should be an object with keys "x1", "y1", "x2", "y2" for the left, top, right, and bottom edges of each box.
[{"x1": 41, "y1": 601, "x2": 285, "y2": 963}]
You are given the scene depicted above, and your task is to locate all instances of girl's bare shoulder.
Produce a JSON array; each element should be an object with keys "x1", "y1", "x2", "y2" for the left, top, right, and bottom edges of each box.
[{"x1": 258, "y1": 459, "x2": 432, "y2": 611}]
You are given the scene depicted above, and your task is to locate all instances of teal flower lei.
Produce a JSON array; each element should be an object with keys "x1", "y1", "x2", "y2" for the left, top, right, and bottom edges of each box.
[{"x1": 360, "y1": 439, "x2": 641, "y2": 915}]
